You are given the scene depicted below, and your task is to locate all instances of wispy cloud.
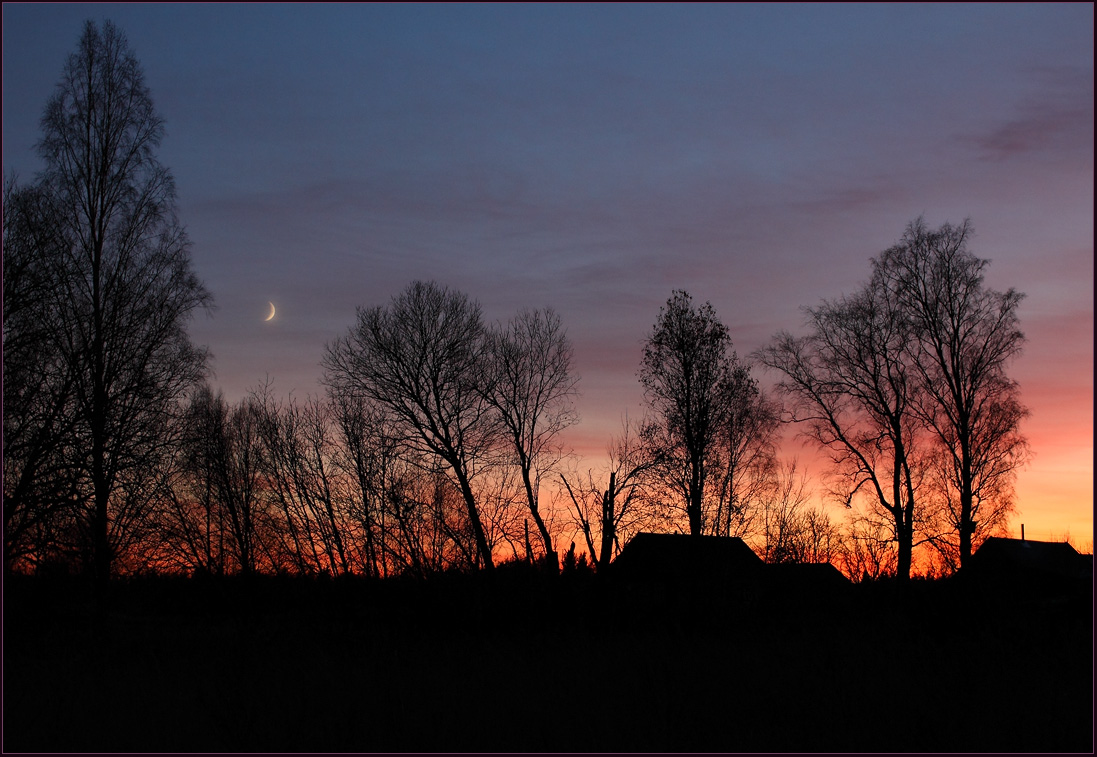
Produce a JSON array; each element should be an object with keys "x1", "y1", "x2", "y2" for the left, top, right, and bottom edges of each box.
[{"x1": 961, "y1": 66, "x2": 1094, "y2": 162}]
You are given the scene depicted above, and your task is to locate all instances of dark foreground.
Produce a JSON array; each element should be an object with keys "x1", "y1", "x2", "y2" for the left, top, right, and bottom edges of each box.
[{"x1": 4, "y1": 567, "x2": 1092, "y2": 753}]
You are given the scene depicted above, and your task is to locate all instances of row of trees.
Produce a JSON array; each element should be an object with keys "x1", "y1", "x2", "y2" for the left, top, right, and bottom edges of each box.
[
  {"x1": 561, "y1": 235, "x2": 1028, "y2": 580},
  {"x1": 164, "y1": 379, "x2": 560, "y2": 578},
  {"x1": 322, "y1": 285, "x2": 580, "y2": 571},
  {"x1": 3, "y1": 20, "x2": 1029, "y2": 583}
]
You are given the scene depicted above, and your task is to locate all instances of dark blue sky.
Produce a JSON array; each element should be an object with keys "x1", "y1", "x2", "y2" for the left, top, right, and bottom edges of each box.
[{"x1": 4, "y1": 3, "x2": 1092, "y2": 540}]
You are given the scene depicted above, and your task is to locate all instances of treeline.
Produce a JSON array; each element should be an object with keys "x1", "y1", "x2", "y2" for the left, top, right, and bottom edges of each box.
[{"x1": 3, "y1": 20, "x2": 1029, "y2": 584}]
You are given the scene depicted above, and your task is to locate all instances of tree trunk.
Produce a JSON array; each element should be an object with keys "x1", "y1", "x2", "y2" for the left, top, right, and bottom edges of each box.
[
  {"x1": 92, "y1": 437, "x2": 111, "y2": 587},
  {"x1": 688, "y1": 457, "x2": 704, "y2": 536},
  {"x1": 687, "y1": 503, "x2": 702, "y2": 536},
  {"x1": 958, "y1": 486, "x2": 974, "y2": 569},
  {"x1": 521, "y1": 465, "x2": 557, "y2": 571},
  {"x1": 454, "y1": 466, "x2": 493, "y2": 570},
  {"x1": 599, "y1": 472, "x2": 616, "y2": 568},
  {"x1": 91, "y1": 226, "x2": 110, "y2": 587},
  {"x1": 895, "y1": 508, "x2": 912, "y2": 582},
  {"x1": 687, "y1": 487, "x2": 703, "y2": 537},
  {"x1": 958, "y1": 435, "x2": 975, "y2": 568}
]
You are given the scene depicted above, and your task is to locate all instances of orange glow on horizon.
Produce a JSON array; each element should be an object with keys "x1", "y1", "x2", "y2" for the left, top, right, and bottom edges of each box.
[{"x1": 558, "y1": 390, "x2": 1095, "y2": 560}]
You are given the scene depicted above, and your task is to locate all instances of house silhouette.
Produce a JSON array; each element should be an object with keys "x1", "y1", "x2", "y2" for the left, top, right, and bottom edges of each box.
[
  {"x1": 609, "y1": 532, "x2": 765, "y2": 584},
  {"x1": 609, "y1": 532, "x2": 850, "y2": 609},
  {"x1": 964, "y1": 536, "x2": 1091, "y2": 580}
]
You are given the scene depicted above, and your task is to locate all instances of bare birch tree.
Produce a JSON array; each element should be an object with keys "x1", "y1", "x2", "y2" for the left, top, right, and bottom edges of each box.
[
  {"x1": 14, "y1": 21, "x2": 211, "y2": 582},
  {"x1": 872, "y1": 217, "x2": 1028, "y2": 568}
]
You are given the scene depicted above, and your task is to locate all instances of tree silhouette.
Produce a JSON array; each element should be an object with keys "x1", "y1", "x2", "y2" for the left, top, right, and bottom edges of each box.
[
  {"x1": 160, "y1": 384, "x2": 230, "y2": 576},
  {"x1": 757, "y1": 459, "x2": 836, "y2": 565},
  {"x1": 188, "y1": 386, "x2": 265, "y2": 575},
  {"x1": 756, "y1": 284, "x2": 926, "y2": 581},
  {"x1": 252, "y1": 389, "x2": 353, "y2": 576},
  {"x1": 7, "y1": 20, "x2": 211, "y2": 583},
  {"x1": 872, "y1": 217, "x2": 1028, "y2": 568},
  {"x1": 757, "y1": 217, "x2": 1030, "y2": 579},
  {"x1": 324, "y1": 281, "x2": 499, "y2": 570},
  {"x1": 484, "y1": 307, "x2": 579, "y2": 569},
  {"x1": 709, "y1": 365, "x2": 780, "y2": 538},
  {"x1": 640, "y1": 290, "x2": 771, "y2": 536},
  {"x1": 329, "y1": 391, "x2": 410, "y2": 578},
  {"x1": 561, "y1": 416, "x2": 658, "y2": 570}
]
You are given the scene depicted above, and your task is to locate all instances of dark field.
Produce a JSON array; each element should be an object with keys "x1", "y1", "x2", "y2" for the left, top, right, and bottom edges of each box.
[{"x1": 4, "y1": 568, "x2": 1092, "y2": 753}]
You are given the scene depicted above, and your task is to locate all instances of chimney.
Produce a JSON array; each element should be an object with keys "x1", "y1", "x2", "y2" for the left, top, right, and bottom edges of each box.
[{"x1": 1021, "y1": 524, "x2": 1025, "y2": 541}]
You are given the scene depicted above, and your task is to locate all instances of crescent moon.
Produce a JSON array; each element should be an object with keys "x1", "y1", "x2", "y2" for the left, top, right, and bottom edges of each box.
[{"x1": 265, "y1": 302, "x2": 276, "y2": 321}]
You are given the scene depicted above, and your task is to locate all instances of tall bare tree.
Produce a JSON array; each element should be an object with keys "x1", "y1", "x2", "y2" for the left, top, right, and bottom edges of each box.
[
  {"x1": 484, "y1": 308, "x2": 579, "y2": 569},
  {"x1": 872, "y1": 217, "x2": 1028, "y2": 568},
  {"x1": 14, "y1": 21, "x2": 211, "y2": 582},
  {"x1": 756, "y1": 284, "x2": 927, "y2": 581},
  {"x1": 323, "y1": 281, "x2": 498, "y2": 570}
]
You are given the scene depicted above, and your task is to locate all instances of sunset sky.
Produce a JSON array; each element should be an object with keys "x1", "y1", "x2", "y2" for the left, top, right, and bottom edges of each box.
[{"x1": 4, "y1": 4, "x2": 1092, "y2": 547}]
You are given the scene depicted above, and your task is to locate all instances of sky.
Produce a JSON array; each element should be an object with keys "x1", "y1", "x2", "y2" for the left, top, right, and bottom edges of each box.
[{"x1": 4, "y1": 3, "x2": 1092, "y2": 546}]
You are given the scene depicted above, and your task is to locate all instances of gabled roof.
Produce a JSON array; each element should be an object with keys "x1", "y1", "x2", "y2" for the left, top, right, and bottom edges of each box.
[
  {"x1": 966, "y1": 537, "x2": 1086, "y2": 578},
  {"x1": 610, "y1": 532, "x2": 764, "y2": 582}
]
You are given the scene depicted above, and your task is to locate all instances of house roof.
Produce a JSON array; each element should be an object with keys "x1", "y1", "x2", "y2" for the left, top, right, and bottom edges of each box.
[
  {"x1": 965, "y1": 537, "x2": 1087, "y2": 578},
  {"x1": 610, "y1": 532, "x2": 764, "y2": 582}
]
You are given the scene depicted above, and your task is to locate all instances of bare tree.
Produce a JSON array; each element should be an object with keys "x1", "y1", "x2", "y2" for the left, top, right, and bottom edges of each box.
[
  {"x1": 836, "y1": 516, "x2": 899, "y2": 582},
  {"x1": 561, "y1": 416, "x2": 659, "y2": 570},
  {"x1": 330, "y1": 385, "x2": 486, "y2": 577},
  {"x1": 755, "y1": 459, "x2": 836, "y2": 565},
  {"x1": 186, "y1": 388, "x2": 265, "y2": 575},
  {"x1": 102, "y1": 432, "x2": 186, "y2": 574},
  {"x1": 475, "y1": 463, "x2": 529, "y2": 564},
  {"x1": 158, "y1": 384, "x2": 229, "y2": 575},
  {"x1": 330, "y1": 391, "x2": 399, "y2": 577},
  {"x1": 13, "y1": 20, "x2": 211, "y2": 582},
  {"x1": 253, "y1": 390, "x2": 352, "y2": 576},
  {"x1": 640, "y1": 290, "x2": 770, "y2": 536},
  {"x1": 323, "y1": 281, "x2": 499, "y2": 570},
  {"x1": 484, "y1": 308, "x2": 579, "y2": 569},
  {"x1": 756, "y1": 284, "x2": 927, "y2": 581},
  {"x1": 872, "y1": 217, "x2": 1029, "y2": 568}
]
